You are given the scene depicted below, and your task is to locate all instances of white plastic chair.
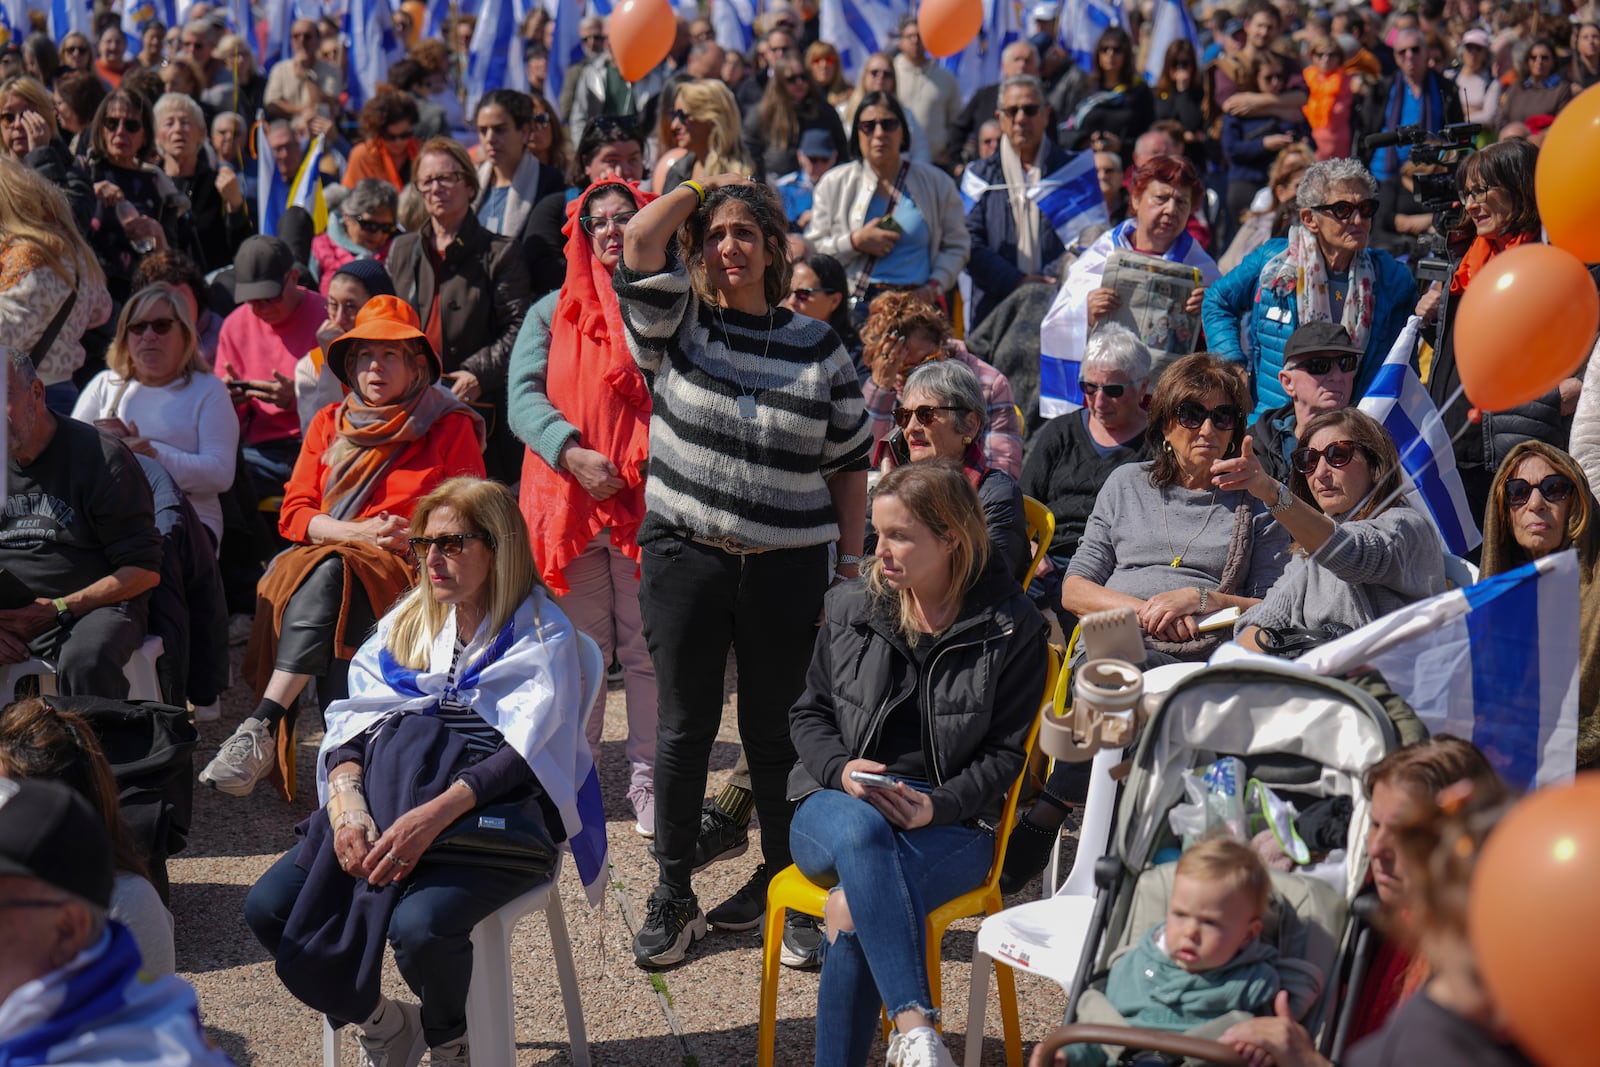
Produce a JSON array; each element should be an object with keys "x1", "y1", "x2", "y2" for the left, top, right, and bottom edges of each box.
[
  {"x1": 323, "y1": 631, "x2": 602, "y2": 1067},
  {"x1": 0, "y1": 634, "x2": 164, "y2": 703},
  {"x1": 963, "y1": 745, "x2": 1123, "y2": 1067}
]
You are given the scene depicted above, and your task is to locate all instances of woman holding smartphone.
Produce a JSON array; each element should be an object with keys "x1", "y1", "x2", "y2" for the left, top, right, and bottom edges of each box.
[{"x1": 788, "y1": 459, "x2": 1047, "y2": 1067}]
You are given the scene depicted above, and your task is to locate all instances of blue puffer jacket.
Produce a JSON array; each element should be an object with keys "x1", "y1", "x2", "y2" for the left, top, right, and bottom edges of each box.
[{"x1": 1201, "y1": 237, "x2": 1418, "y2": 418}]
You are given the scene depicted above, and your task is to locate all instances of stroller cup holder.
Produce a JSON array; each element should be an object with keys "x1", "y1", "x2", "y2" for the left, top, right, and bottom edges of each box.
[{"x1": 1042, "y1": 658, "x2": 1145, "y2": 763}]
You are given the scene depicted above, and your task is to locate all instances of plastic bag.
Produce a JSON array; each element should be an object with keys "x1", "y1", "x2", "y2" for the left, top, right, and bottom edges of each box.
[{"x1": 1167, "y1": 756, "x2": 1248, "y2": 848}]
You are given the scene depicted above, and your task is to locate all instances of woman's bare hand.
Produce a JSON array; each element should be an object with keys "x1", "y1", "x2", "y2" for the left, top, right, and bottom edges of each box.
[
  {"x1": 560, "y1": 442, "x2": 625, "y2": 500},
  {"x1": 866, "y1": 332, "x2": 912, "y2": 390},
  {"x1": 1185, "y1": 285, "x2": 1207, "y2": 315},
  {"x1": 1137, "y1": 587, "x2": 1204, "y2": 637},
  {"x1": 334, "y1": 823, "x2": 373, "y2": 876},
  {"x1": 1086, "y1": 286, "x2": 1121, "y2": 327},
  {"x1": 1210, "y1": 435, "x2": 1276, "y2": 502},
  {"x1": 852, "y1": 218, "x2": 901, "y2": 258},
  {"x1": 863, "y1": 781, "x2": 934, "y2": 830},
  {"x1": 841, "y1": 757, "x2": 888, "y2": 799},
  {"x1": 358, "y1": 802, "x2": 454, "y2": 887}
]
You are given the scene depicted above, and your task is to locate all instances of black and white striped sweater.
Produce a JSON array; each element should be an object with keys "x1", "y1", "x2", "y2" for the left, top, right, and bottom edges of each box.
[{"x1": 613, "y1": 258, "x2": 870, "y2": 550}]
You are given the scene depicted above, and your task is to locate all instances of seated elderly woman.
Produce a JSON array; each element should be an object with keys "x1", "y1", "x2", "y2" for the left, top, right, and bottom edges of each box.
[
  {"x1": 859, "y1": 291, "x2": 1022, "y2": 478},
  {"x1": 1222, "y1": 408, "x2": 1445, "y2": 654},
  {"x1": 199, "y1": 297, "x2": 486, "y2": 802},
  {"x1": 1481, "y1": 442, "x2": 1600, "y2": 770},
  {"x1": 244, "y1": 477, "x2": 608, "y2": 1067},
  {"x1": 1202, "y1": 157, "x2": 1417, "y2": 418},
  {"x1": 869, "y1": 359, "x2": 1028, "y2": 582},
  {"x1": 311, "y1": 178, "x2": 398, "y2": 296},
  {"x1": 789, "y1": 460, "x2": 1047, "y2": 1067}
]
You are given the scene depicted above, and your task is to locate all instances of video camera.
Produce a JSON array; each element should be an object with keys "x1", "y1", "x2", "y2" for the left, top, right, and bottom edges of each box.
[{"x1": 1361, "y1": 122, "x2": 1482, "y2": 284}]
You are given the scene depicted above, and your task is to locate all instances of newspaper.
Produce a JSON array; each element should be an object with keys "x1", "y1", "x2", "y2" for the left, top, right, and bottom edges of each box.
[{"x1": 1097, "y1": 248, "x2": 1204, "y2": 379}]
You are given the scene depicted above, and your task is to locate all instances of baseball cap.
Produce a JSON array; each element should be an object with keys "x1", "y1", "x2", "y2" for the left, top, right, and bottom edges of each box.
[
  {"x1": 0, "y1": 777, "x2": 113, "y2": 910},
  {"x1": 1284, "y1": 321, "x2": 1363, "y2": 364},
  {"x1": 1461, "y1": 27, "x2": 1492, "y2": 48},
  {"x1": 233, "y1": 235, "x2": 296, "y2": 302},
  {"x1": 798, "y1": 128, "x2": 835, "y2": 160},
  {"x1": 1028, "y1": 2, "x2": 1060, "y2": 22}
]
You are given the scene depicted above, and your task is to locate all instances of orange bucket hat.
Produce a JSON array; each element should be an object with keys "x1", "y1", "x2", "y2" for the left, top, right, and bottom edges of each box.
[{"x1": 323, "y1": 295, "x2": 442, "y2": 388}]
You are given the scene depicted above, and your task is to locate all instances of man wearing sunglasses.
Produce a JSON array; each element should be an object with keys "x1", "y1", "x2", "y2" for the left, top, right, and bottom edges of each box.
[
  {"x1": 950, "y1": 40, "x2": 1039, "y2": 166},
  {"x1": 964, "y1": 73, "x2": 1072, "y2": 329},
  {"x1": 1356, "y1": 26, "x2": 1463, "y2": 185},
  {"x1": 1250, "y1": 322, "x2": 1361, "y2": 484}
]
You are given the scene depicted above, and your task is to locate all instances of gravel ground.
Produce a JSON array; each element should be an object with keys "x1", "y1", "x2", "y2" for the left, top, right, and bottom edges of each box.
[{"x1": 175, "y1": 648, "x2": 1076, "y2": 1066}]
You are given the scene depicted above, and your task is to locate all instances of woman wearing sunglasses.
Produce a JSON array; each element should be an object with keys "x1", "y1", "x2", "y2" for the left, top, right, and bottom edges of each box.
[
  {"x1": 83, "y1": 88, "x2": 186, "y2": 303},
  {"x1": 342, "y1": 90, "x2": 420, "y2": 191},
  {"x1": 835, "y1": 53, "x2": 930, "y2": 161},
  {"x1": 200, "y1": 296, "x2": 486, "y2": 803},
  {"x1": 1221, "y1": 408, "x2": 1444, "y2": 655},
  {"x1": 652, "y1": 78, "x2": 755, "y2": 195},
  {"x1": 507, "y1": 179, "x2": 661, "y2": 840},
  {"x1": 746, "y1": 57, "x2": 848, "y2": 182},
  {"x1": 1061, "y1": 27, "x2": 1153, "y2": 163},
  {"x1": 1481, "y1": 443, "x2": 1600, "y2": 770},
  {"x1": 311, "y1": 178, "x2": 398, "y2": 296},
  {"x1": 1494, "y1": 37, "x2": 1574, "y2": 130},
  {"x1": 1203, "y1": 157, "x2": 1416, "y2": 419},
  {"x1": 245, "y1": 477, "x2": 608, "y2": 1067},
  {"x1": 783, "y1": 251, "x2": 860, "y2": 372}
]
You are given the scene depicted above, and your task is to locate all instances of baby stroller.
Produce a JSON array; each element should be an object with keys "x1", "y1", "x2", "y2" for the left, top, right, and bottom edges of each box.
[{"x1": 1036, "y1": 659, "x2": 1401, "y2": 1065}]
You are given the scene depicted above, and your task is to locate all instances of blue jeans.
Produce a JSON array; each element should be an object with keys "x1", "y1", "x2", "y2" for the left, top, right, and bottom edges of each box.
[{"x1": 790, "y1": 789, "x2": 995, "y2": 1067}]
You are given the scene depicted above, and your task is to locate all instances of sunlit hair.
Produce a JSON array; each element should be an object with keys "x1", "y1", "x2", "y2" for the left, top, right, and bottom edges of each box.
[
  {"x1": 1175, "y1": 836, "x2": 1270, "y2": 921},
  {"x1": 385, "y1": 478, "x2": 543, "y2": 670},
  {"x1": 1387, "y1": 775, "x2": 1512, "y2": 954},
  {"x1": 416, "y1": 135, "x2": 480, "y2": 198},
  {"x1": 1145, "y1": 352, "x2": 1250, "y2": 488},
  {"x1": 667, "y1": 78, "x2": 754, "y2": 178},
  {"x1": 0, "y1": 697, "x2": 150, "y2": 879},
  {"x1": 848, "y1": 90, "x2": 913, "y2": 157},
  {"x1": 357, "y1": 89, "x2": 419, "y2": 143},
  {"x1": 681, "y1": 182, "x2": 791, "y2": 309},
  {"x1": 1083, "y1": 321, "x2": 1152, "y2": 383},
  {"x1": 844, "y1": 50, "x2": 897, "y2": 120},
  {"x1": 1289, "y1": 408, "x2": 1405, "y2": 522},
  {"x1": 866, "y1": 460, "x2": 991, "y2": 645},
  {"x1": 758, "y1": 57, "x2": 811, "y2": 159},
  {"x1": 0, "y1": 76, "x2": 58, "y2": 143},
  {"x1": 805, "y1": 41, "x2": 848, "y2": 99},
  {"x1": 903, "y1": 359, "x2": 987, "y2": 436},
  {"x1": 1364, "y1": 735, "x2": 1501, "y2": 803},
  {"x1": 0, "y1": 155, "x2": 106, "y2": 293},
  {"x1": 108, "y1": 283, "x2": 202, "y2": 385},
  {"x1": 1296, "y1": 157, "x2": 1377, "y2": 210},
  {"x1": 859, "y1": 290, "x2": 948, "y2": 349},
  {"x1": 1483, "y1": 441, "x2": 1596, "y2": 573}
]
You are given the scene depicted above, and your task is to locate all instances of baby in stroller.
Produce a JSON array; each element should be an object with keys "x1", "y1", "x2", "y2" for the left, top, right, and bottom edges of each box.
[{"x1": 1064, "y1": 838, "x2": 1322, "y2": 1066}]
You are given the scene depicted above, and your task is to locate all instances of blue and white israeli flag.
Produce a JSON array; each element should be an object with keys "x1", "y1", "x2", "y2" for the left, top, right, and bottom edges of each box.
[{"x1": 1029, "y1": 152, "x2": 1110, "y2": 245}]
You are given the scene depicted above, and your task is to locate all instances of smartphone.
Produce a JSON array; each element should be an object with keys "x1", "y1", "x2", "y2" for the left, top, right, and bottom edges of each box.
[
  {"x1": 849, "y1": 770, "x2": 900, "y2": 790},
  {"x1": 878, "y1": 215, "x2": 902, "y2": 234},
  {"x1": 886, "y1": 429, "x2": 910, "y2": 466}
]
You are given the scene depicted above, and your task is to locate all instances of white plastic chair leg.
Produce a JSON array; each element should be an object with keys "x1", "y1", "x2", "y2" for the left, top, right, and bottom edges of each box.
[
  {"x1": 321, "y1": 1016, "x2": 342, "y2": 1066},
  {"x1": 123, "y1": 634, "x2": 163, "y2": 702},
  {"x1": 544, "y1": 879, "x2": 590, "y2": 1067},
  {"x1": 963, "y1": 941, "x2": 992, "y2": 1067}
]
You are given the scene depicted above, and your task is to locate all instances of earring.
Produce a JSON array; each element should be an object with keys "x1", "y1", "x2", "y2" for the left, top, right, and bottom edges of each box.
[
  {"x1": 962, "y1": 435, "x2": 973, "y2": 445},
  {"x1": 1164, "y1": 440, "x2": 1173, "y2": 453}
]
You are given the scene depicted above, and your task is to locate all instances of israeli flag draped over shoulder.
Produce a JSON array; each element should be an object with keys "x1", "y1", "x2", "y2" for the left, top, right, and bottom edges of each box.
[
  {"x1": 318, "y1": 591, "x2": 611, "y2": 906},
  {"x1": 1356, "y1": 315, "x2": 1482, "y2": 556},
  {"x1": 1287, "y1": 551, "x2": 1581, "y2": 793}
]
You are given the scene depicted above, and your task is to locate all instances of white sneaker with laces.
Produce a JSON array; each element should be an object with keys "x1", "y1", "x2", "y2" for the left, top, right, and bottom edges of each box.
[
  {"x1": 356, "y1": 998, "x2": 426, "y2": 1067},
  {"x1": 198, "y1": 716, "x2": 275, "y2": 797},
  {"x1": 886, "y1": 1026, "x2": 956, "y2": 1067}
]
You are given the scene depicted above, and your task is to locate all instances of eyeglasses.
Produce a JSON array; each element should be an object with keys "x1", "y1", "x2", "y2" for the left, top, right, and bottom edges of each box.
[
  {"x1": 1460, "y1": 184, "x2": 1493, "y2": 202},
  {"x1": 1394, "y1": 46, "x2": 1421, "y2": 56},
  {"x1": 1310, "y1": 198, "x2": 1379, "y2": 222},
  {"x1": 1171, "y1": 59, "x2": 1195, "y2": 68},
  {"x1": 1078, "y1": 380, "x2": 1127, "y2": 398},
  {"x1": 416, "y1": 172, "x2": 466, "y2": 191},
  {"x1": 382, "y1": 126, "x2": 415, "y2": 142},
  {"x1": 292, "y1": 31, "x2": 318, "y2": 42},
  {"x1": 352, "y1": 215, "x2": 398, "y2": 236},
  {"x1": 858, "y1": 117, "x2": 902, "y2": 135},
  {"x1": 892, "y1": 404, "x2": 964, "y2": 427},
  {"x1": 1001, "y1": 103, "x2": 1042, "y2": 118},
  {"x1": 127, "y1": 316, "x2": 176, "y2": 337},
  {"x1": 582, "y1": 33, "x2": 607, "y2": 43},
  {"x1": 787, "y1": 73, "x2": 811, "y2": 86},
  {"x1": 1287, "y1": 353, "x2": 1359, "y2": 376},
  {"x1": 1291, "y1": 439, "x2": 1360, "y2": 474},
  {"x1": 408, "y1": 531, "x2": 494, "y2": 558},
  {"x1": 789, "y1": 286, "x2": 836, "y2": 300},
  {"x1": 1528, "y1": 52, "x2": 1554, "y2": 64},
  {"x1": 62, "y1": 45, "x2": 89, "y2": 55},
  {"x1": 1313, "y1": 50, "x2": 1340, "y2": 59},
  {"x1": 865, "y1": 67, "x2": 893, "y2": 79},
  {"x1": 0, "y1": 111, "x2": 26, "y2": 126},
  {"x1": 1175, "y1": 400, "x2": 1241, "y2": 431},
  {"x1": 105, "y1": 116, "x2": 144, "y2": 134},
  {"x1": 579, "y1": 210, "x2": 637, "y2": 235},
  {"x1": 530, "y1": 113, "x2": 552, "y2": 127},
  {"x1": 670, "y1": 108, "x2": 695, "y2": 124},
  {"x1": 1099, "y1": 44, "x2": 1127, "y2": 55},
  {"x1": 1505, "y1": 474, "x2": 1575, "y2": 510}
]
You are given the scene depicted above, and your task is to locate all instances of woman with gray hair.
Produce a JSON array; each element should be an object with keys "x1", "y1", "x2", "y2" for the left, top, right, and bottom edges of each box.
[
  {"x1": 311, "y1": 177, "x2": 399, "y2": 295},
  {"x1": 153, "y1": 92, "x2": 252, "y2": 272},
  {"x1": 1202, "y1": 156, "x2": 1416, "y2": 418}
]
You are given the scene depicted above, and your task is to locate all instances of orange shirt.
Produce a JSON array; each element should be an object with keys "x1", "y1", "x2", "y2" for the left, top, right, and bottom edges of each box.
[{"x1": 341, "y1": 138, "x2": 417, "y2": 190}]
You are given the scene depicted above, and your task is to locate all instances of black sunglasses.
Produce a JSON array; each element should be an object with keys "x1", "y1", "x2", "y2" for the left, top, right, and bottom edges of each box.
[
  {"x1": 353, "y1": 215, "x2": 397, "y2": 236},
  {"x1": 530, "y1": 113, "x2": 553, "y2": 127},
  {"x1": 408, "y1": 532, "x2": 495, "y2": 558},
  {"x1": 892, "y1": 404, "x2": 964, "y2": 428},
  {"x1": 1291, "y1": 439, "x2": 1360, "y2": 474},
  {"x1": 582, "y1": 33, "x2": 607, "y2": 43},
  {"x1": 1078, "y1": 380, "x2": 1127, "y2": 398},
  {"x1": 789, "y1": 286, "x2": 835, "y2": 300},
  {"x1": 1001, "y1": 104, "x2": 1041, "y2": 118},
  {"x1": 1505, "y1": 474, "x2": 1575, "y2": 510},
  {"x1": 670, "y1": 108, "x2": 694, "y2": 124},
  {"x1": 858, "y1": 117, "x2": 902, "y2": 135},
  {"x1": 1311, "y1": 198, "x2": 1380, "y2": 222},
  {"x1": 105, "y1": 116, "x2": 144, "y2": 134},
  {"x1": 128, "y1": 317, "x2": 176, "y2": 337},
  {"x1": 1288, "y1": 354, "x2": 1359, "y2": 376},
  {"x1": 1176, "y1": 400, "x2": 1241, "y2": 431},
  {"x1": 787, "y1": 73, "x2": 811, "y2": 85}
]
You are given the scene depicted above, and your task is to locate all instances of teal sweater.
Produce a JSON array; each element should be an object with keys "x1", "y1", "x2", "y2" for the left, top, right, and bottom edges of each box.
[{"x1": 505, "y1": 291, "x2": 574, "y2": 469}]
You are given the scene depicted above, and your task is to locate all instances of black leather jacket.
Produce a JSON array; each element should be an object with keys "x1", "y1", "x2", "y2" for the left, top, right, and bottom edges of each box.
[{"x1": 787, "y1": 557, "x2": 1048, "y2": 829}]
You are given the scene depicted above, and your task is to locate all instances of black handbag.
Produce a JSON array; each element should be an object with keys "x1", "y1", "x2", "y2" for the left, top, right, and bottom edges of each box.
[
  {"x1": 1255, "y1": 623, "x2": 1353, "y2": 658},
  {"x1": 423, "y1": 784, "x2": 558, "y2": 880}
]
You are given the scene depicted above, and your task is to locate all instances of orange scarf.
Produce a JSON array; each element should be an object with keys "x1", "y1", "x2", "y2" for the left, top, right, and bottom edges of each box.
[
  {"x1": 1449, "y1": 230, "x2": 1536, "y2": 296},
  {"x1": 323, "y1": 383, "x2": 482, "y2": 520},
  {"x1": 519, "y1": 181, "x2": 656, "y2": 594}
]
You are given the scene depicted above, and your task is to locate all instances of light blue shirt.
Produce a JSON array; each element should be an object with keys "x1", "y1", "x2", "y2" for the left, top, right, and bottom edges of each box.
[{"x1": 866, "y1": 190, "x2": 932, "y2": 286}]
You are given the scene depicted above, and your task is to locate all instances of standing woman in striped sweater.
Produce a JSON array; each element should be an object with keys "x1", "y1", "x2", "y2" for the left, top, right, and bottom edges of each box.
[{"x1": 615, "y1": 174, "x2": 871, "y2": 970}]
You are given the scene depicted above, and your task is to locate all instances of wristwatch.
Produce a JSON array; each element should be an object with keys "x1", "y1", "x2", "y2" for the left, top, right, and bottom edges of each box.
[
  {"x1": 52, "y1": 596, "x2": 76, "y2": 630},
  {"x1": 1268, "y1": 481, "x2": 1295, "y2": 515}
]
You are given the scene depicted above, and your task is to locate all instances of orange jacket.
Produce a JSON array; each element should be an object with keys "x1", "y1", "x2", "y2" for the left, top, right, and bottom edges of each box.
[{"x1": 341, "y1": 137, "x2": 417, "y2": 190}]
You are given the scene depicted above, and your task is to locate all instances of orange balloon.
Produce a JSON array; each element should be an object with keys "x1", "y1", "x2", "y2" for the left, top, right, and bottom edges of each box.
[
  {"x1": 608, "y1": 0, "x2": 674, "y2": 82},
  {"x1": 1452, "y1": 243, "x2": 1599, "y2": 411},
  {"x1": 1536, "y1": 84, "x2": 1600, "y2": 264},
  {"x1": 1470, "y1": 775, "x2": 1600, "y2": 1067},
  {"x1": 918, "y1": 0, "x2": 983, "y2": 58}
]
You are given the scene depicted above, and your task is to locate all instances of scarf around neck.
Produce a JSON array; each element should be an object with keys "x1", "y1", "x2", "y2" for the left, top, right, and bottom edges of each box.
[
  {"x1": 1450, "y1": 230, "x2": 1535, "y2": 296},
  {"x1": 323, "y1": 382, "x2": 483, "y2": 521},
  {"x1": 1262, "y1": 226, "x2": 1377, "y2": 351},
  {"x1": 999, "y1": 136, "x2": 1042, "y2": 275}
]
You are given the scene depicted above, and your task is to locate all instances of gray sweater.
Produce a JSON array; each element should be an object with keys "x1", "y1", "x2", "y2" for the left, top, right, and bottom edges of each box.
[
  {"x1": 1067, "y1": 463, "x2": 1291, "y2": 601},
  {"x1": 1237, "y1": 506, "x2": 1446, "y2": 635}
]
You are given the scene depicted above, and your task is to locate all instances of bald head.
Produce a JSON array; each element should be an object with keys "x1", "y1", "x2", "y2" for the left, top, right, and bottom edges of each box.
[{"x1": 1001, "y1": 41, "x2": 1039, "y2": 77}]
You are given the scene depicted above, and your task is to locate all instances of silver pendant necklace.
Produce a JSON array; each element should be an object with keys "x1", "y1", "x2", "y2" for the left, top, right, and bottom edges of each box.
[{"x1": 714, "y1": 303, "x2": 773, "y2": 420}]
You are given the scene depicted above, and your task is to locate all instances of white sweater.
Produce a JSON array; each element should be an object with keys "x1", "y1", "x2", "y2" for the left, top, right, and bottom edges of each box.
[{"x1": 72, "y1": 371, "x2": 239, "y2": 542}]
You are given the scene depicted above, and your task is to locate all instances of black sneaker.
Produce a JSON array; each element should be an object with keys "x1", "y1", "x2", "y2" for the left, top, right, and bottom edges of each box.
[
  {"x1": 779, "y1": 911, "x2": 825, "y2": 970},
  {"x1": 706, "y1": 862, "x2": 770, "y2": 931},
  {"x1": 633, "y1": 886, "x2": 706, "y2": 970},
  {"x1": 689, "y1": 802, "x2": 750, "y2": 872}
]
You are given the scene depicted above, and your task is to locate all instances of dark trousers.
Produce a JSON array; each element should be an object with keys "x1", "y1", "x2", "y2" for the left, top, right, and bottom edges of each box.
[
  {"x1": 638, "y1": 531, "x2": 830, "y2": 894},
  {"x1": 244, "y1": 842, "x2": 545, "y2": 1047},
  {"x1": 31, "y1": 594, "x2": 149, "y2": 699}
]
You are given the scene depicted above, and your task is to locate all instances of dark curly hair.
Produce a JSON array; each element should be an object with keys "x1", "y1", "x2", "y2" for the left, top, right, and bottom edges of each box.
[
  {"x1": 358, "y1": 90, "x2": 420, "y2": 142},
  {"x1": 1146, "y1": 352, "x2": 1251, "y2": 488},
  {"x1": 681, "y1": 182, "x2": 792, "y2": 310}
]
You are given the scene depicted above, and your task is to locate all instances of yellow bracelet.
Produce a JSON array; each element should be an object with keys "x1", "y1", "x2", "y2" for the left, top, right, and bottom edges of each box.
[{"x1": 680, "y1": 179, "x2": 706, "y2": 206}]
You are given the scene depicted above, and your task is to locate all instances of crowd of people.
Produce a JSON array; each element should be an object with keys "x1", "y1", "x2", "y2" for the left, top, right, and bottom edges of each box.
[{"x1": 0, "y1": 0, "x2": 1597, "y2": 1065}]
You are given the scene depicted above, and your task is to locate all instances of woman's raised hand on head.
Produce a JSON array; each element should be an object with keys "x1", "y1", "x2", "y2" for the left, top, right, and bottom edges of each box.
[{"x1": 701, "y1": 172, "x2": 757, "y2": 190}]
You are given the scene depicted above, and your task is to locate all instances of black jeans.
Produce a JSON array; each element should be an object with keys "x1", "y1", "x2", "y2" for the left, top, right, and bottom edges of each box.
[
  {"x1": 638, "y1": 530, "x2": 831, "y2": 895},
  {"x1": 30, "y1": 594, "x2": 150, "y2": 699}
]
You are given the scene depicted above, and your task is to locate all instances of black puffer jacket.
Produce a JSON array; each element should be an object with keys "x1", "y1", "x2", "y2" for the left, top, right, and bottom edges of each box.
[{"x1": 787, "y1": 556, "x2": 1049, "y2": 828}]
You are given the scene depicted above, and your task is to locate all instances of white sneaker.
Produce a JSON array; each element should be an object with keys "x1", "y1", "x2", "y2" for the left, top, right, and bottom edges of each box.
[
  {"x1": 886, "y1": 1026, "x2": 956, "y2": 1067},
  {"x1": 356, "y1": 999, "x2": 426, "y2": 1067},
  {"x1": 430, "y1": 1037, "x2": 470, "y2": 1066},
  {"x1": 198, "y1": 717, "x2": 275, "y2": 797}
]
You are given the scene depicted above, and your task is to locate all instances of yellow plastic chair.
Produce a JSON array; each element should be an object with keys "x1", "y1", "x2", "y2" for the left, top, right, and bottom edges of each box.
[
  {"x1": 1021, "y1": 496, "x2": 1055, "y2": 593},
  {"x1": 755, "y1": 646, "x2": 1063, "y2": 1067}
]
